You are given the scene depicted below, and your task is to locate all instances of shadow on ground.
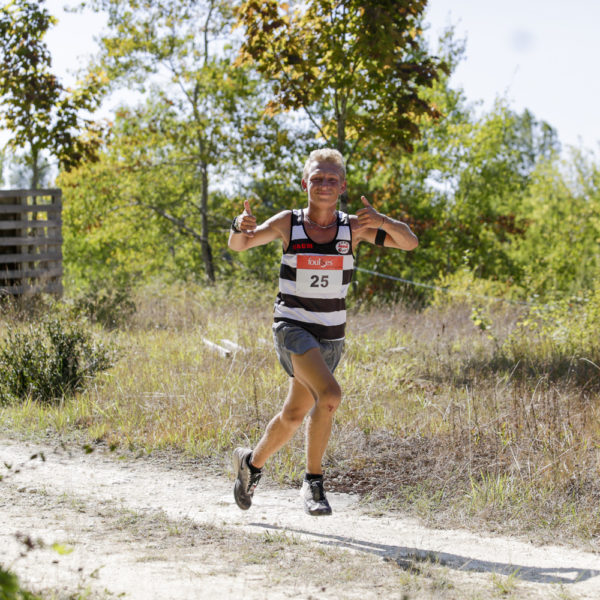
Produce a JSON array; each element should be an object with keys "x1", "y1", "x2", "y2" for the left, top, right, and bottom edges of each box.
[{"x1": 250, "y1": 522, "x2": 600, "y2": 585}]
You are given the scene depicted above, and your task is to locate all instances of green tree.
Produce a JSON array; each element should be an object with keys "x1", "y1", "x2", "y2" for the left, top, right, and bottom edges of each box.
[
  {"x1": 0, "y1": 0, "x2": 104, "y2": 189},
  {"x1": 81, "y1": 0, "x2": 283, "y2": 282},
  {"x1": 60, "y1": 102, "x2": 225, "y2": 287},
  {"x1": 504, "y1": 108, "x2": 561, "y2": 178},
  {"x1": 236, "y1": 0, "x2": 447, "y2": 211},
  {"x1": 352, "y1": 58, "x2": 562, "y2": 302},
  {"x1": 508, "y1": 150, "x2": 600, "y2": 297}
]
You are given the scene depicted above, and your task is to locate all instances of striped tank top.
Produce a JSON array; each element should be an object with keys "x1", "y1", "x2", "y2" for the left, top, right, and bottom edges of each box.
[{"x1": 273, "y1": 209, "x2": 354, "y2": 340}]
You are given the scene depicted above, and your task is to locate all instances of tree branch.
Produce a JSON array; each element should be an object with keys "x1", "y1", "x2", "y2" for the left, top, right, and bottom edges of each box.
[{"x1": 112, "y1": 198, "x2": 208, "y2": 243}]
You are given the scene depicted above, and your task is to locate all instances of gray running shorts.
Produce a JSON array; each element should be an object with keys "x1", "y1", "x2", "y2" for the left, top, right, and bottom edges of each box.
[{"x1": 272, "y1": 322, "x2": 345, "y2": 378}]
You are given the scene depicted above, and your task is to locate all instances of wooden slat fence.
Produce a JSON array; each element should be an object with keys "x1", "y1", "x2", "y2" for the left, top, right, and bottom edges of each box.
[{"x1": 0, "y1": 189, "x2": 63, "y2": 296}]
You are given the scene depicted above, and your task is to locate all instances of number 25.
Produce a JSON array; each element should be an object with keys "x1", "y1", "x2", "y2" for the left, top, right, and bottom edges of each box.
[{"x1": 310, "y1": 274, "x2": 329, "y2": 288}]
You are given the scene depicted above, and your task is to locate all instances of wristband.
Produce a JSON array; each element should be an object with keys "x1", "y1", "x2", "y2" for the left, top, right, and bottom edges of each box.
[
  {"x1": 231, "y1": 216, "x2": 242, "y2": 233},
  {"x1": 375, "y1": 228, "x2": 387, "y2": 246}
]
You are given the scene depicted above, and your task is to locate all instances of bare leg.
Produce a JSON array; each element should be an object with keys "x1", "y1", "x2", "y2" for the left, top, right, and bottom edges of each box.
[
  {"x1": 290, "y1": 348, "x2": 341, "y2": 475},
  {"x1": 250, "y1": 377, "x2": 314, "y2": 469}
]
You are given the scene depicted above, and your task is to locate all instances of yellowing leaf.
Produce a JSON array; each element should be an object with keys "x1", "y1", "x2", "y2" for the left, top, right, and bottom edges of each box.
[{"x1": 51, "y1": 543, "x2": 74, "y2": 556}]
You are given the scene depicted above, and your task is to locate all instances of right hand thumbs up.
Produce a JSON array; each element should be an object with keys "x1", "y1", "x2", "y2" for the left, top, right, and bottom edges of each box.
[{"x1": 236, "y1": 199, "x2": 257, "y2": 237}]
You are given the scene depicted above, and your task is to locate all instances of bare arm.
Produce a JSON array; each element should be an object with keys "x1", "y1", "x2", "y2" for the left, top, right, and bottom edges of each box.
[
  {"x1": 351, "y1": 196, "x2": 418, "y2": 251},
  {"x1": 228, "y1": 201, "x2": 291, "y2": 252}
]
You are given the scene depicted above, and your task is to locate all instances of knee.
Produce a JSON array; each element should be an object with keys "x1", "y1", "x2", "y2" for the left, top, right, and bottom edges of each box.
[
  {"x1": 316, "y1": 381, "x2": 341, "y2": 414},
  {"x1": 279, "y1": 405, "x2": 309, "y2": 428}
]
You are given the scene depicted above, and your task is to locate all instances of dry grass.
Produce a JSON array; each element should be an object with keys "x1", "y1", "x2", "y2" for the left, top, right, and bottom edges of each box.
[{"x1": 1, "y1": 280, "x2": 600, "y2": 549}]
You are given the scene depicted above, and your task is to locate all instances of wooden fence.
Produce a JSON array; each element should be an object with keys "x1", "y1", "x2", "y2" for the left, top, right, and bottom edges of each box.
[{"x1": 0, "y1": 189, "x2": 63, "y2": 296}]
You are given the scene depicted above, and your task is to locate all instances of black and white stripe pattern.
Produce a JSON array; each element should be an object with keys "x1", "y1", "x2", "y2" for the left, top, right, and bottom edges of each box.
[{"x1": 273, "y1": 209, "x2": 354, "y2": 340}]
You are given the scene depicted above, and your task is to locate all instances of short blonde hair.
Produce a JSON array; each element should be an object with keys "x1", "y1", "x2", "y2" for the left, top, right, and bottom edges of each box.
[{"x1": 302, "y1": 148, "x2": 346, "y2": 181}]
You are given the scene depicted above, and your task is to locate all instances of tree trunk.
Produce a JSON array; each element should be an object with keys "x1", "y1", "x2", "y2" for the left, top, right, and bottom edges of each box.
[
  {"x1": 198, "y1": 3, "x2": 216, "y2": 283},
  {"x1": 30, "y1": 147, "x2": 40, "y2": 190},
  {"x1": 200, "y1": 160, "x2": 215, "y2": 282},
  {"x1": 339, "y1": 187, "x2": 349, "y2": 214},
  {"x1": 337, "y1": 97, "x2": 348, "y2": 214}
]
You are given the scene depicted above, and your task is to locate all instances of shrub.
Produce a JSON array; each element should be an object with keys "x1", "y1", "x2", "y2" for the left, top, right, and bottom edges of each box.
[
  {"x1": 0, "y1": 566, "x2": 41, "y2": 599},
  {"x1": 498, "y1": 285, "x2": 600, "y2": 384},
  {"x1": 0, "y1": 315, "x2": 114, "y2": 405},
  {"x1": 71, "y1": 284, "x2": 136, "y2": 330}
]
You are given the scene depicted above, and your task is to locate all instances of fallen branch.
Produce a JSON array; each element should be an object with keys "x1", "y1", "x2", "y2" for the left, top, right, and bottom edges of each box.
[
  {"x1": 220, "y1": 339, "x2": 246, "y2": 353},
  {"x1": 202, "y1": 338, "x2": 231, "y2": 358}
]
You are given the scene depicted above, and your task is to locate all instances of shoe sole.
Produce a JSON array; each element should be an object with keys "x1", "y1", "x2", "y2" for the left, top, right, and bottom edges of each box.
[
  {"x1": 304, "y1": 506, "x2": 332, "y2": 516},
  {"x1": 233, "y1": 448, "x2": 251, "y2": 510}
]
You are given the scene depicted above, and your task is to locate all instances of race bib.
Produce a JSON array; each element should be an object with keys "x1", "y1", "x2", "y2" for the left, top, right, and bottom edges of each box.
[{"x1": 296, "y1": 255, "x2": 344, "y2": 297}]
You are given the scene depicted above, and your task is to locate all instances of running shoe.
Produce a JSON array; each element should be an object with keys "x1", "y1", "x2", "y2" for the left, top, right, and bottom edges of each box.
[
  {"x1": 300, "y1": 477, "x2": 332, "y2": 516},
  {"x1": 233, "y1": 447, "x2": 261, "y2": 510}
]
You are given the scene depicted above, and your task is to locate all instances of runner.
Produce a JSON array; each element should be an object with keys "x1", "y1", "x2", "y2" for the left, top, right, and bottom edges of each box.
[{"x1": 228, "y1": 148, "x2": 418, "y2": 515}]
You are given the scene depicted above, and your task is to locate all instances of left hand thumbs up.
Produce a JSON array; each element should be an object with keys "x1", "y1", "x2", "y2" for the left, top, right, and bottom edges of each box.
[{"x1": 355, "y1": 196, "x2": 383, "y2": 230}]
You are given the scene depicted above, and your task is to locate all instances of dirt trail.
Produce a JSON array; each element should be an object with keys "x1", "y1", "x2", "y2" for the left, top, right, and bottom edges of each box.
[{"x1": 1, "y1": 437, "x2": 599, "y2": 599}]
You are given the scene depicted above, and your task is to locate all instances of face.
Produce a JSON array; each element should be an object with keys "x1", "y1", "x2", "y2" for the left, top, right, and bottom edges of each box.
[{"x1": 301, "y1": 161, "x2": 346, "y2": 206}]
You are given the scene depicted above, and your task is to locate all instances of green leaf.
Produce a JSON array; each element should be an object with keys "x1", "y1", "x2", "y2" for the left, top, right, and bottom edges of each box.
[{"x1": 51, "y1": 542, "x2": 74, "y2": 556}]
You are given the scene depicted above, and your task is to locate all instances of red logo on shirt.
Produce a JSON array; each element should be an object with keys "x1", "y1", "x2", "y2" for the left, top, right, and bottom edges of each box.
[
  {"x1": 336, "y1": 241, "x2": 350, "y2": 254},
  {"x1": 292, "y1": 243, "x2": 314, "y2": 250},
  {"x1": 297, "y1": 255, "x2": 344, "y2": 270}
]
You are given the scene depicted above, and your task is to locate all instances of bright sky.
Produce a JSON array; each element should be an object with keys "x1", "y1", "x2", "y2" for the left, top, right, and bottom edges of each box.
[
  {"x1": 7, "y1": 0, "x2": 600, "y2": 156},
  {"x1": 424, "y1": 0, "x2": 600, "y2": 154}
]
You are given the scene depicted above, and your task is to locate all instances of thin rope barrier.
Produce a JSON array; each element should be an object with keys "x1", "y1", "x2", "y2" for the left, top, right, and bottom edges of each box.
[{"x1": 354, "y1": 267, "x2": 531, "y2": 306}]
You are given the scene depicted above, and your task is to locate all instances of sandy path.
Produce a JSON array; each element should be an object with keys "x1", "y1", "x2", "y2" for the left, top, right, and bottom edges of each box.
[{"x1": 1, "y1": 437, "x2": 599, "y2": 599}]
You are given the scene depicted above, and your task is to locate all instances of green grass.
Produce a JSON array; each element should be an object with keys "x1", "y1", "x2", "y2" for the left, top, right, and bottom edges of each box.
[{"x1": 1, "y1": 280, "x2": 600, "y2": 549}]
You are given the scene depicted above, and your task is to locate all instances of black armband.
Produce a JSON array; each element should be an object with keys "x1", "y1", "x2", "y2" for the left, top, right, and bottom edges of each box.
[{"x1": 375, "y1": 228, "x2": 387, "y2": 246}]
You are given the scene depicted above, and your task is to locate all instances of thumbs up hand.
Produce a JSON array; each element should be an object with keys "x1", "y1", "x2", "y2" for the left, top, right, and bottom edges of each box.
[
  {"x1": 355, "y1": 196, "x2": 385, "y2": 231},
  {"x1": 235, "y1": 200, "x2": 257, "y2": 237}
]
